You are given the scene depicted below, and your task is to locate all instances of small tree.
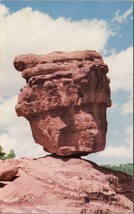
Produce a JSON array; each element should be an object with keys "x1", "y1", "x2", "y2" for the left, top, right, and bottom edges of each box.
[
  {"x1": 6, "y1": 149, "x2": 16, "y2": 159},
  {"x1": 0, "y1": 146, "x2": 6, "y2": 160},
  {"x1": 0, "y1": 145, "x2": 16, "y2": 160}
]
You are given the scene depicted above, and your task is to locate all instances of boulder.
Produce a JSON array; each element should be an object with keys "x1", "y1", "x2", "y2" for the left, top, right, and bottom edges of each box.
[
  {"x1": 14, "y1": 50, "x2": 111, "y2": 156},
  {"x1": 0, "y1": 161, "x2": 18, "y2": 181}
]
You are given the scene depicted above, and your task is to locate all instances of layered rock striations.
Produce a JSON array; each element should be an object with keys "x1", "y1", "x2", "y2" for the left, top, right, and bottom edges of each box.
[
  {"x1": 14, "y1": 50, "x2": 111, "y2": 156},
  {"x1": 0, "y1": 156, "x2": 133, "y2": 214},
  {"x1": 3, "y1": 51, "x2": 131, "y2": 214}
]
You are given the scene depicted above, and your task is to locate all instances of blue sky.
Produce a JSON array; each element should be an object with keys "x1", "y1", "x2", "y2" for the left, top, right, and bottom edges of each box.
[
  {"x1": 0, "y1": 1, "x2": 133, "y2": 165},
  {"x1": 4, "y1": 1, "x2": 133, "y2": 51}
]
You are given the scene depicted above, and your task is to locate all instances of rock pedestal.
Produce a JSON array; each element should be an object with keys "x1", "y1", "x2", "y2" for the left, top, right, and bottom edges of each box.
[
  {"x1": 3, "y1": 52, "x2": 131, "y2": 214},
  {"x1": 0, "y1": 156, "x2": 133, "y2": 214},
  {"x1": 14, "y1": 50, "x2": 111, "y2": 156}
]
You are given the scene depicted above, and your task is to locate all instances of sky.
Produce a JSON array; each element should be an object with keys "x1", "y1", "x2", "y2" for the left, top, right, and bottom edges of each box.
[{"x1": 0, "y1": 0, "x2": 133, "y2": 165}]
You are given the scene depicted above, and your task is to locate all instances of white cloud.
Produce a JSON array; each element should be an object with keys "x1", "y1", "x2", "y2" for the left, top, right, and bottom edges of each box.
[
  {"x1": 109, "y1": 97, "x2": 133, "y2": 115},
  {"x1": 99, "y1": 145, "x2": 132, "y2": 159},
  {"x1": 0, "y1": 4, "x2": 112, "y2": 99},
  {"x1": 0, "y1": 95, "x2": 46, "y2": 157},
  {"x1": 104, "y1": 47, "x2": 133, "y2": 93},
  {"x1": 121, "y1": 94, "x2": 133, "y2": 115},
  {"x1": 113, "y1": 6, "x2": 133, "y2": 24},
  {"x1": 0, "y1": 3, "x2": 9, "y2": 18},
  {"x1": 104, "y1": 47, "x2": 133, "y2": 116},
  {"x1": 0, "y1": 133, "x2": 46, "y2": 158},
  {"x1": 98, "y1": 125, "x2": 133, "y2": 161},
  {"x1": 0, "y1": 4, "x2": 113, "y2": 156},
  {"x1": 110, "y1": 102, "x2": 120, "y2": 113}
]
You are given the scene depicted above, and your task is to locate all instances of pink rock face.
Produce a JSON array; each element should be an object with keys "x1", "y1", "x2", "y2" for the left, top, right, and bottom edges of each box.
[
  {"x1": 0, "y1": 156, "x2": 133, "y2": 213},
  {"x1": 14, "y1": 50, "x2": 111, "y2": 156}
]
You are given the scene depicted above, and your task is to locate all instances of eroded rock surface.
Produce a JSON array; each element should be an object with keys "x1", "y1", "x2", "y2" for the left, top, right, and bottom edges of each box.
[
  {"x1": 0, "y1": 156, "x2": 133, "y2": 214},
  {"x1": 0, "y1": 162, "x2": 18, "y2": 181},
  {"x1": 14, "y1": 50, "x2": 111, "y2": 156}
]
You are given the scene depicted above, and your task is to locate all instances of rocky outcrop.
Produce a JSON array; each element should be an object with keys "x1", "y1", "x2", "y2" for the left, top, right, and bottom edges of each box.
[
  {"x1": 14, "y1": 51, "x2": 111, "y2": 156},
  {"x1": 11, "y1": 51, "x2": 132, "y2": 214},
  {"x1": 0, "y1": 162, "x2": 18, "y2": 181},
  {"x1": 0, "y1": 156, "x2": 133, "y2": 214}
]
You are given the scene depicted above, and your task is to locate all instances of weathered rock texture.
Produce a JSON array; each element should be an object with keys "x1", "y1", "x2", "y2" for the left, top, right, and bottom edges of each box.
[
  {"x1": 0, "y1": 163, "x2": 18, "y2": 181},
  {"x1": 0, "y1": 156, "x2": 133, "y2": 214},
  {"x1": 14, "y1": 51, "x2": 111, "y2": 156}
]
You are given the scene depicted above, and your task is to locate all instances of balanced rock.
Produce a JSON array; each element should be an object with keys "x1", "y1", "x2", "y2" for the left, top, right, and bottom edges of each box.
[{"x1": 14, "y1": 50, "x2": 111, "y2": 156}]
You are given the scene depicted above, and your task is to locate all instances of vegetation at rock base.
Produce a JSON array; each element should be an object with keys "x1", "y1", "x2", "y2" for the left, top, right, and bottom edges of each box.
[
  {"x1": 101, "y1": 163, "x2": 133, "y2": 176},
  {"x1": 0, "y1": 145, "x2": 16, "y2": 160}
]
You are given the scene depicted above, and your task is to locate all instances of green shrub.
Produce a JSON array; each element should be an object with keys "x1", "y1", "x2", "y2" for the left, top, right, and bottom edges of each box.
[
  {"x1": 0, "y1": 146, "x2": 16, "y2": 160},
  {"x1": 101, "y1": 163, "x2": 133, "y2": 176}
]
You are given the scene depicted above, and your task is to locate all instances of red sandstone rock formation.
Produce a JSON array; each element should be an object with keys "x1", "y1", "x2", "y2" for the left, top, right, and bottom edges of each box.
[
  {"x1": 14, "y1": 51, "x2": 111, "y2": 156},
  {"x1": 10, "y1": 51, "x2": 133, "y2": 214},
  {"x1": 0, "y1": 156, "x2": 133, "y2": 213}
]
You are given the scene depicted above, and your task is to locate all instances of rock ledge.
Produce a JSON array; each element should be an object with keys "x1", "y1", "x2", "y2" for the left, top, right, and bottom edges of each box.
[{"x1": 0, "y1": 156, "x2": 133, "y2": 214}]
